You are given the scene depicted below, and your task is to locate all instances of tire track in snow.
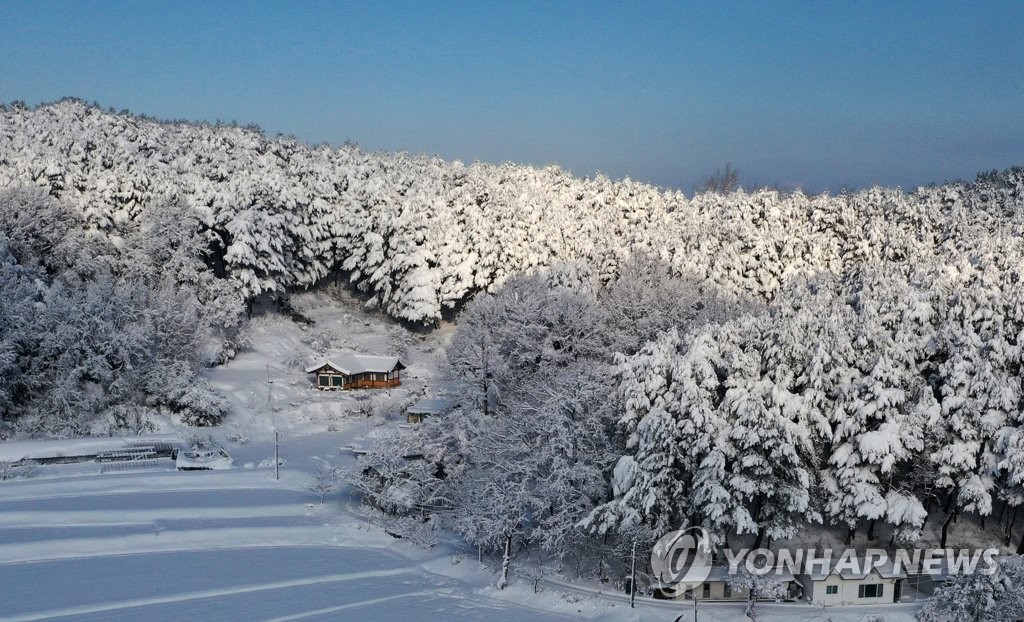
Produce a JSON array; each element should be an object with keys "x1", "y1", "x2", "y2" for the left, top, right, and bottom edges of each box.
[
  {"x1": 0, "y1": 488, "x2": 309, "y2": 511},
  {"x1": 261, "y1": 593, "x2": 431, "y2": 621},
  {"x1": 2, "y1": 568, "x2": 413, "y2": 622},
  {"x1": 0, "y1": 524, "x2": 343, "y2": 565},
  {"x1": 0, "y1": 504, "x2": 312, "y2": 527},
  {"x1": 0, "y1": 474, "x2": 299, "y2": 503}
]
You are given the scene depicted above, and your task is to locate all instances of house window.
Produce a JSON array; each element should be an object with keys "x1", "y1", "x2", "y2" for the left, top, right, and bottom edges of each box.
[
  {"x1": 702, "y1": 583, "x2": 710, "y2": 598},
  {"x1": 318, "y1": 375, "x2": 329, "y2": 387},
  {"x1": 858, "y1": 584, "x2": 883, "y2": 598},
  {"x1": 331, "y1": 376, "x2": 344, "y2": 387},
  {"x1": 723, "y1": 583, "x2": 731, "y2": 597},
  {"x1": 825, "y1": 585, "x2": 838, "y2": 595}
]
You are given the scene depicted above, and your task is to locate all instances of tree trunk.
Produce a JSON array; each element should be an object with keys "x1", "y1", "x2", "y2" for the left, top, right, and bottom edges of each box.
[
  {"x1": 497, "y1": 533, "x2": 512, "y2": 590},
  {"x1": 629, "y1": 539, "x2": 637, "y2": 609},
  {"x1": 1004, "y1": 508, "x2": 1018, "y2": 546},
  {"x1": 752, "y1": 527, "x2": 765, "y2": 550},
  {"x1": 940, "y1": 511, "x2": 957, "y2": 549},
  {"x1": 867, "y1": 520, "x2": 877, "y2": 540}
]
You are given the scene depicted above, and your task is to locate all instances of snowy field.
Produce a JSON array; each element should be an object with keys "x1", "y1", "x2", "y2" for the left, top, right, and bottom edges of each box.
[
  {"x1": 0, "y1": 432, "x2": 922, "y2": 622},
  {"x1": 0, "y1": 293, "x2": 921, "y2": 621},
  {"x1": 0, "y1": 442, "x2": 580, "y2": 621}
]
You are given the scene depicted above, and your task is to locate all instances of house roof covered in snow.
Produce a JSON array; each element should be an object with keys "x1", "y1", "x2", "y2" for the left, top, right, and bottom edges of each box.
[
  {"x1": 406, "y1": 398, "x2": 453, "y2": 415},
  {"x1": 304, "y1": 354, "x2": 405, "y2": 375},
  {"x1": 905, "y1": 555, "x2": 998, "y2": 581},
  {"x1": 704, "y1": 565, "x2": 802, "y2": 586},
  {"x1": 803, "y1": 556, "x2": 908, "y2": 582}
]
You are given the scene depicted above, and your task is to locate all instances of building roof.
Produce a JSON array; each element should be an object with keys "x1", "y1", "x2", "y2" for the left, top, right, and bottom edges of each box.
[
  {"x1": 906, "y1": 555, "x2": 993, "y2": 581},
  {"x1": 704, "y1": 566, "x2": 802, "y2": 586},
  {"x1": 406, "y1": 398, "x2": 454, "y2": 415},
  {"x1": 0, "y1": 434, "x2": 184, "y2": 463},
  {"x1": 305, "y1": 354, "x2": 405, "y2": 375},
  {"x1": 803, "y1": 556, "x2": 908, "y2": 582}
]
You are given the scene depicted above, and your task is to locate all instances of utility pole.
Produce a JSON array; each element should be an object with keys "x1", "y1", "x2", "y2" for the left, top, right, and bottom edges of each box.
[
  {"x1": 268, "y1": 364, "x2": 279, "y2": 481},
  {"x1": 274, "y1": 428, "x2": 280, "y2": 481},
  {"x1": 266, "y1": 364, "x2": 273, "y2": 410}
]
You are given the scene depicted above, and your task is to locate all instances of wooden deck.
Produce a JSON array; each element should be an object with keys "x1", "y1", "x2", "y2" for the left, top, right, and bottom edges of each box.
[{"x1": 343, "y1": 378, "x2": 401, "y2": 390}]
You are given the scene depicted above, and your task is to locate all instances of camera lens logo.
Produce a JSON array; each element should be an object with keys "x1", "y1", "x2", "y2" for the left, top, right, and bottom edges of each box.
[{"x1": 650, "y1": 527, "x2": 713, "y2": 596}]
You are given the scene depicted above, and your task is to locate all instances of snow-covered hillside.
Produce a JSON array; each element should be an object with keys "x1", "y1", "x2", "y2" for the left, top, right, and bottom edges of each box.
[{"x1": 2, "y1": 100, "x2": 1022, "y2": 324}]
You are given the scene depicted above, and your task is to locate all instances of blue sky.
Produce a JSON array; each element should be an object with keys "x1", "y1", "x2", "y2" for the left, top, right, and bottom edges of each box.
[{"x1": 1, "y1": 1, "x2": 1021, "y2": 193}]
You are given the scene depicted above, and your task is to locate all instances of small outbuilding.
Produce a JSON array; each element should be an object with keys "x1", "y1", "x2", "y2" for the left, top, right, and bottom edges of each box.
[
  {"x1": 405, "y1": 398, "x2": 453, "y2": 423},
  {"x1": 904, "y1": 557, "x2": 955, "y2": 596},
  {"x1": 664, "y1": 566, "x2": 802, "y2": 602},
  {"x1": 305, "y1": 355, "x2": 405, "y2": 390}
]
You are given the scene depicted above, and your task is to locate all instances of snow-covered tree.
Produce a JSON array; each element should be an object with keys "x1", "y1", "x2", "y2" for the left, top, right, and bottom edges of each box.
[
  {"x1": 917, "y1": 555, "x2": 1024, "y2": 622},
  {"x1": 726, "y1": 566, "x2": 789, "y2": 621},
  {"x1": 307, "y1": 458, "x2": 342, "y2": 504}
]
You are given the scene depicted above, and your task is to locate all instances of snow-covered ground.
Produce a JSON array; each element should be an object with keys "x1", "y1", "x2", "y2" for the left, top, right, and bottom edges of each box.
[
  {"x1": 0, "y1": 291, "x2": 921, "y2": 621},
  {"x1": 0, "y1": 443, "x2": 583, "y2": 621},
  {"x1": 0, "y1": 432, "x2": 922, "y2": 621}
]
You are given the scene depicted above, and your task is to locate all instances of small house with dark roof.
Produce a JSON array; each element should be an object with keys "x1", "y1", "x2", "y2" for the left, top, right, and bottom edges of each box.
[{"x1": 305, "y1": 354, "x2": 405, "y2": 390}]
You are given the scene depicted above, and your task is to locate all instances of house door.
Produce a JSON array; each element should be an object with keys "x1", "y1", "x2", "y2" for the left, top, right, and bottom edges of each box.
[{"x1": 894, "y1": 580, "x2": 902, "y2": 602}]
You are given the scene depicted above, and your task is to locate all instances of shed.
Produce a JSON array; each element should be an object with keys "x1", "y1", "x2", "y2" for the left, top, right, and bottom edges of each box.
[
  {"x1": 904, "y1": 556, "x2": 957, "y2": 596},
  {"x1": 305, "y1": 355, "x2": 405, "y2": 390},
  {"x1": 666, "y1": 566, "x2": 802, "y2": 601},
  {"x1": 405, "y1": 398, "x2": 453, "y2": 423}
]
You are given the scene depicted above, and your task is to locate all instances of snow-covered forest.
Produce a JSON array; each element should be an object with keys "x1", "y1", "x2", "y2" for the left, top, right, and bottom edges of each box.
[
  {"x1": 4, "y1": 99, "x2": 1020, "y2": 326},
  {"x1": 0, "y1": 186, "x2": 232, "y2": 438},
  {"x1": 4, "y1": 99, "x2": 1024, "y2": 574}
]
